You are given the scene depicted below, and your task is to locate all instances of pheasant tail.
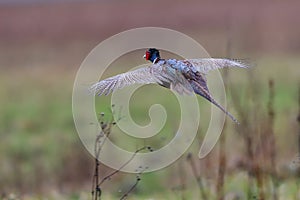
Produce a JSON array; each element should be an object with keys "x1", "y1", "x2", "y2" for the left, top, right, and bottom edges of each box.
[{"x1": 189, "y1": 80, "x2": 239, "y2": 124}]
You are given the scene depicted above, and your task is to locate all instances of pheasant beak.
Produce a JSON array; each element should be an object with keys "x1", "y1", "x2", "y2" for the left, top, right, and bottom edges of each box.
[{"x1": 143, "y1": 54, "x2": 146, "y2": 58}]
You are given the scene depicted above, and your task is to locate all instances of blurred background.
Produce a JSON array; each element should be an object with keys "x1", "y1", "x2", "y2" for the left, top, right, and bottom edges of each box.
[{"x1": 0, "y1": 0, "x2": 299, "y2": 199}]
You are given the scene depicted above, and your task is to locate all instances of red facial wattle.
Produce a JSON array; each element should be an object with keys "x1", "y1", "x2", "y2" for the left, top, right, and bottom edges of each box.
[{"x1": 145, "y1": 51, "x2": 151, "y2": 60}]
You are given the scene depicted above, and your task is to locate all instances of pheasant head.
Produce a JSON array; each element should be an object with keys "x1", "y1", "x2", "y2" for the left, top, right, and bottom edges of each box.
[{"x1": 143, "y1": 48, "x2": 161, "y2": 63}]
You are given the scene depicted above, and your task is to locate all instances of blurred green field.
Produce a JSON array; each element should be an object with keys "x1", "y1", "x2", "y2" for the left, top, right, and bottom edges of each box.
[
  {"x1": 0, "y1": 52, "x2": 299, "y2": 199},
  {"x1": 1, "y1": 1, "x2": 300, "y2": 198}
]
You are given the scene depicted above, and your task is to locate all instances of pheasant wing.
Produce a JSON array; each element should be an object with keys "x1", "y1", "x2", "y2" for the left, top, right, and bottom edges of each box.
[
  {"x1": 90, "y1": 64, "x2": 193, "y2": 96},
  {"x1": 162, "y1": 65, "x2": 194, "y2": 95},
  {"x1": 187, "y1": 58, "x2": 252, "y2": 74}
]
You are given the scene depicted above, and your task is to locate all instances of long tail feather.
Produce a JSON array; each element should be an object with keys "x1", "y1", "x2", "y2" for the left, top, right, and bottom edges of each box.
[
  {"x1": 190, "y1": 80, "x2": 239, "y2": 124},
  {"x1": 207, "y1": 96, "x2": 239, "y2": 124}
]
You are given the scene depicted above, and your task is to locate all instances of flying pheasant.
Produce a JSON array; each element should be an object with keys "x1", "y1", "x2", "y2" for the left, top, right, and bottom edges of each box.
[{"x1": 90, "y1": 48, "x2": 250, "y2": 123}]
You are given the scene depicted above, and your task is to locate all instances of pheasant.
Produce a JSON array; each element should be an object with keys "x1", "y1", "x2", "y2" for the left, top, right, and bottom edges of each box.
[{"x1": 90, "y1": 48, "x2": 250, "y2": 123}]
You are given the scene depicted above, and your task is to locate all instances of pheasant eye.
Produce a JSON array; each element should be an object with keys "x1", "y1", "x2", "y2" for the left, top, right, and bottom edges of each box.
[{"x1": 145, "y1": 51, "x2": 151, "y2": 60}]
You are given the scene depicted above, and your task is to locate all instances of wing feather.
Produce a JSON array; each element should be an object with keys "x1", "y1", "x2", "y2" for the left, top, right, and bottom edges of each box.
[
  {"x1": 90, "y1": 67, "x2": 157, "y2": 95},
  {"x1": 90, "y1": 64, "x2": 193, "y2": 96},
  {"x1": 187, "y1": 58, "x2": 252, "y2": 74},
  {"x1": 169, "y1": 70, "x2": 194, "y2": 95}
]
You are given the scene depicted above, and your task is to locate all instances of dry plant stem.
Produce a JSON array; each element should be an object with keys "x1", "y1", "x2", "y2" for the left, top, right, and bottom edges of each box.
[
  {"x1": 216, "y1": 34, "x2": 230, "y2": 200},
  {"x1": 216, "y1": 73, "x2": 228, "y2": 200},
  {"x1": 216, "y1": 127, "x2": 226, "y2": 200},
  {"x1": 231, "y1": 86, "x2": 254, "y2": 198},
  {"x1": 92, "y1": 113, "x2": 115, "y2": 200},
  {"x1": 92, "y1": 157, "x2": 101, "y2": 200},
  {"x1": 251, "y1": 124, "x2": 266, "y2": 200},
  {"x1": 254, "y1": 158, "x2": 264, "y2": 200},
  {"x1": 98, "y1": 146, "x2": 149, "y2": 186},
  {"x1": 91, "y1": 109, "x2": 150, "y2": 200},
  {"x1": 92, "y1": 136, "x2": 111, "y2": 198},
  {"x1": 93, "y1": 130, "x2": 111, "y2": 200},
  {"x1": 268, "y1": 80, "x2": 276, "y2": 169},
  {"x1": 186, "y1": 153, "x2": 207, "y2": 200},
  {"x1": 298, "y1": 84, "x2": 300, "y2": 157},
  {"x1": 178, "y1": 161, "x2": 186, "y2": 200},
  {"x1": 119, "y1": 175, "x2": 141, "y2": 200},
  {"x1": 296, "y1": 84, "x2": 300, "y2": 198},
  {"x1": 230, "y1": 73, "x2": 266, "y2": 199},
  {"x1": 120, "y1": 165, "x2": 147, "y2": 200},
  {"x1": 268, "y1": 79, "x2": 278, "y2": 200},
  {"x1": 92, "y1": 134, "x2": 106, "y2": 200}
]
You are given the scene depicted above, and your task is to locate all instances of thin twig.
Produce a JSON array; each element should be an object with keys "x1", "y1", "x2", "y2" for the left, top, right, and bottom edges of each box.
[
  {"x1": 119, "y1": 175, "x2": 141, "y2": 200},
  {"x1": 91, "y1": 106, "x2": 152, "y2": 199},
  {"x1": 268, "y1": 80, "x2": 276, "y2": 169},
  {"x1": 178, "y1": 161, "x2": 186, "y2": 200},
  {"x1": 267, "y1": 79, "x2": 278, "y2": 200},
  {"x1": 216, "y1": 131, "x2": 226, "y2": 200},
  {"x1": 92, "y1": 110, "x2": 118, "y2": 200},
  {"x1": 120, "y1": 165, "x2": 148, "y2": 200},
  {"x1": 99, "y1": 146, "x2": 152, "y2": 186},
  {"x1": 216, "y1": 28, "x2": 231, "y2": 200},
  {"x1": 92, "y1": 112, "x2": 115, "y2": 200},
  {"x1": 230, "y1": 77, "x2": 254, "y2": 199},
  {"x1": 92, "y1": 157, "x2": 101, "y2": 200},
  {"x1": 298, "y1": 83, "x2": 300, "y2": 157},
  {"x1": 186, "y1": 153, "x2": 207, "y2": 200}
]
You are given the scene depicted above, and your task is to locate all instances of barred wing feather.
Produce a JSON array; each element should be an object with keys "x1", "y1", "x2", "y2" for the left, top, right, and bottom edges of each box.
[
  {"x1": 90, "y1": 65, "x2": 193, "y2": 96},
  {"x1": 187, "y1": 58, "x2": 252, "y2": 74}
]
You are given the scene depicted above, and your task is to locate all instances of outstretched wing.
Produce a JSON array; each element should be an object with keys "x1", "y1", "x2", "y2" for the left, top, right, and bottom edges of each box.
[
  {"x1": 90, "y1": 64, "x2": 193, "y2": 96},
  {"x1": 187, "y1": 58, "x2": 252, "y2": 74}
]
